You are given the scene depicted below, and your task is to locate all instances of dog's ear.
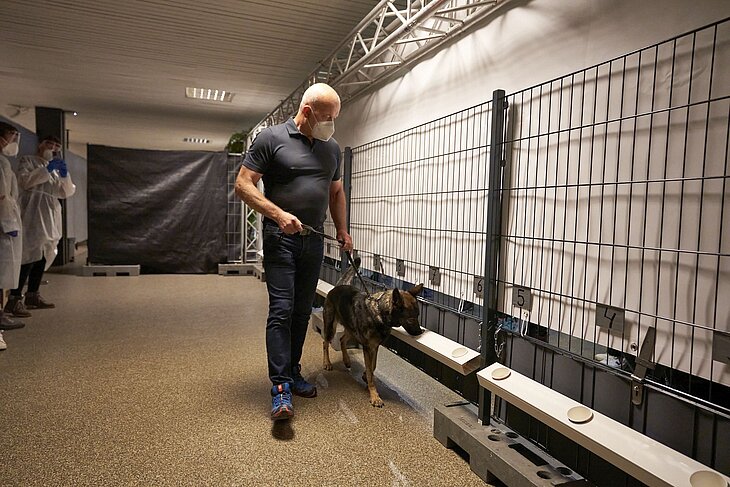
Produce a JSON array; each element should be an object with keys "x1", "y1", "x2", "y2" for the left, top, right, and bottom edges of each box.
[
  {"x1": 408, "y1": 283, "x2": 424, "y2": 296},
  {"x1": 392, "y1": 288, "x2": 403, "y2": 308}
]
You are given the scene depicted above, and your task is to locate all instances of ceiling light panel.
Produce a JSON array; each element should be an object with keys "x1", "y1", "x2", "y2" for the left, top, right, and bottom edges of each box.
[
  {"x1": 185, "y1": 87, "x2": 234, "y2": 102},
  {"x1": 183, "y1": 137, "x2": 211, "y2": 144}
]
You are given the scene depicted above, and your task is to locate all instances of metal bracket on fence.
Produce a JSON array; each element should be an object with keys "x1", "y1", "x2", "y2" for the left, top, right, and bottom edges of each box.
[{"x1": 631, "y1": 327, "x2": 656, "y2": 406}]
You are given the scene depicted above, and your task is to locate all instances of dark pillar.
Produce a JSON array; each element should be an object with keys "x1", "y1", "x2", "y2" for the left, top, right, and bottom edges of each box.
[
  {"x1": 479, "y1": 90, "x2": 508, "y2": 423},
  {"x1": 341, "y1": 146, "x2": 353, "y2": 273},
  {"x1": 35, "y1": 107, "x2": 71, "y2": 266}
]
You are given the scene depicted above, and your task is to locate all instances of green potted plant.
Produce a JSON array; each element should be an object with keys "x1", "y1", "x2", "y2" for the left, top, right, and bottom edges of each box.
[{"x1": 226, "y1": 131, "x2": 247, "y2": 154}]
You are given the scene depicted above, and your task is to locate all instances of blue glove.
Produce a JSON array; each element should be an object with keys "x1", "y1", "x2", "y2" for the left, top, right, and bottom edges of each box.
[
  {"x1": 58, "y1": 160, "x2": 68, "y2": 177},
  {"x1": 47, "y1": 159, "x2": 62, "y2": 172},
  {"x1": 6, "y1": 230, "x2": 18, "y2": 237}
]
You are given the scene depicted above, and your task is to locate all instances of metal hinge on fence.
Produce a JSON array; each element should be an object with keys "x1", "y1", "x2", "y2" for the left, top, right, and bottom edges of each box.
[{"x1": 631, "y1": 327, "x2": 656, "y2": 406}]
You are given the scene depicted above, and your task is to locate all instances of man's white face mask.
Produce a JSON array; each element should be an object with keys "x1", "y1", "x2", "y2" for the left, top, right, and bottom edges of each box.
[
  {"x1": 308, "y1": 109, "x2": 335, "y2": 142},
  {"x1": 42, "y1": 149, "x2": 54, "y2": 161}
]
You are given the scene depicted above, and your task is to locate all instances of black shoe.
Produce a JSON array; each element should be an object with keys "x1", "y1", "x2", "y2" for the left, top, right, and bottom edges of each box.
[
  {"x1": 0, "y1": 313, "x2": 25, "y2": 330},
  {"x1": 4, "y1": 296, "x2": 32, "y2": 318},
  {"x1": 25, "y1": 292, "x2": 55, "y2": 309}
]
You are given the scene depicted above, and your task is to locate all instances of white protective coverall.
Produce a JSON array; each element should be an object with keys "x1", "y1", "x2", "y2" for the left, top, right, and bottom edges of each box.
[
  {"x1": 16, "y1": 155, "x2": 76, "y2": 270},
  {"x1": 0, "y1": 153, "x2": 22, "y2": 289}
]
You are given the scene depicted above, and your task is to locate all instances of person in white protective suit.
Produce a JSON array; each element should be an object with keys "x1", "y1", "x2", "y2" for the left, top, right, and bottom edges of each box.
[
  {"x1": 3, "y1": 135, "x2": 75, "y2": 318},
  {"x1": 0, "y1": 121, "x2": 26, "y2": 350}
]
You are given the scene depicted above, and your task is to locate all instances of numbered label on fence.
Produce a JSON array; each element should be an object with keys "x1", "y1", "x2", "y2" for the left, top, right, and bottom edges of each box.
[
  {"x1": 595, "y1": 304, "x2": 625, "y2": 332},
  {"x1": 396, "y1": 259, "x2": 406, "y2": 277},
  {"x1": 429, "y1": 266, "x2": 441, "y2": 286},
  {"x1": 473, "y1": 276, "x2": 484, "y2": 298},
  {"x1": 512, "y1": 286, "x2": 533, "y2": 311}
]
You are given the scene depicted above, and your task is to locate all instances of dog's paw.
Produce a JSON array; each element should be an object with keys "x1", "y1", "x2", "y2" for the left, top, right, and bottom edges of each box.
[
  {"x1": 370, "y1": 397, "x2": 384, "y2": 408},
  {"x1": 323, "y1": 362, "x2": 333, "y2": 371}
]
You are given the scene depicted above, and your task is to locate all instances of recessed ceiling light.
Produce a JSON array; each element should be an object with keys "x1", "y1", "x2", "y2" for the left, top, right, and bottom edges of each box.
[
  {"x1": 183, "y1": 137, "x2": 211, "y2": 144},
  {"x1": 185, "y1": 87, "x2": 234, "y2": 102}
]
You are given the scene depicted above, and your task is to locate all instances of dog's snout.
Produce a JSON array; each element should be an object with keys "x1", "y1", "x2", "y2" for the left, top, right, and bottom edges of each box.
[{"x1": 404, "y1": 321, "x2": 423, "y2": 336}]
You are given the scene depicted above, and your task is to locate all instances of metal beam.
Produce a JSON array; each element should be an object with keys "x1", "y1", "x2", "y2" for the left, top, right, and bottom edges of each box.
[{"x1": 248, "y1": 0, "x2": 505, "y2": 140}]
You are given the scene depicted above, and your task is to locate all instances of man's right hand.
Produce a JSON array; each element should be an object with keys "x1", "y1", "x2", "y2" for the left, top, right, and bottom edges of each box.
[{"x1": 276, "y1": 211, "x2": 303, "y2": 234}]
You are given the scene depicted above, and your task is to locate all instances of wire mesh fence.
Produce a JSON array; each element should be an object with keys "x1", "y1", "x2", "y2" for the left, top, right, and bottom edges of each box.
[
  {"x1": 346, "y1": 103, "x2": 495, "y2": 328},
  {"x1": 497, "y1": 18, "x2": 730, "y2": 409}
]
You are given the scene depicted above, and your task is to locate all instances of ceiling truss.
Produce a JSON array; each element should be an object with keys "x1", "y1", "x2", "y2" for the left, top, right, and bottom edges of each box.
[{"x1": 249, "y1": 0, "x2": 504, "y2": 138}]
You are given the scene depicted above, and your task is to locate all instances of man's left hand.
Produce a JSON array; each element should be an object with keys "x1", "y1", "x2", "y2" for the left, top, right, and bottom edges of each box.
[{"x1": 336, "y1": 230, "x2": 353, "y2": 252}]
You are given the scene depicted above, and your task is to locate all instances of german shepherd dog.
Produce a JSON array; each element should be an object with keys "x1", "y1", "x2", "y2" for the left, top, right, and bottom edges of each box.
[{"x1": 322, "y1": 257, "x2": 424, "y2": 407}]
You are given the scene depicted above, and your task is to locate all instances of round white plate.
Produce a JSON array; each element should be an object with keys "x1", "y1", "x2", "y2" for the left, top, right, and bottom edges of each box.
[
  {"x1": 491, "y1": 367, "x2": 511, "y2": 380},
  {"x1": 451, "y1": 347, "x2": 468, "y2": 358},
  {"x1": 689, "y1": 471, "x2": 727, "y2": 487},
  {"x1": 567, "y1": 406, "x2": 593, "y2": 424}
]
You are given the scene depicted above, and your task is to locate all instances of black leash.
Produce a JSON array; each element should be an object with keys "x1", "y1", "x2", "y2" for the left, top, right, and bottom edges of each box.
[{"x1": 301, "y1": 224, "x2": 371, "y2": 296}]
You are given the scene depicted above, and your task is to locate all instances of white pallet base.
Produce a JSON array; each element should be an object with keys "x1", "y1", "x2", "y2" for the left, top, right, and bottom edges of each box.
[
  {"x1": 253, "y1": 264, "x2": 265, "y2": 282},
  {"x1": 218, "y1": 263, "x2": 254, "y2": 276},
  {"x1": 82, "y1": 265, "x2": 140, "y2": 277}
]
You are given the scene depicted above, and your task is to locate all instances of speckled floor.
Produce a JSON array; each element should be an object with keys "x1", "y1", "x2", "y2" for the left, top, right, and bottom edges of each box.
[{"x1": 0, "y1": 267, "x2": 487, "y2": 486}]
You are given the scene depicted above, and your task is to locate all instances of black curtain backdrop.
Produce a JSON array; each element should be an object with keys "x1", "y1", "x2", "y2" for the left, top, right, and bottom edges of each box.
[{"x1": 88, "y1": 145, "x2": 228, "y2": 273}]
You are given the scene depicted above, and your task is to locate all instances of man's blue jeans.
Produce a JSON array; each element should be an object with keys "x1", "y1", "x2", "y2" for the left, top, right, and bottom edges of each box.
[{"x1": 262, "y1": 223, "x2": 324, "y2": 385}]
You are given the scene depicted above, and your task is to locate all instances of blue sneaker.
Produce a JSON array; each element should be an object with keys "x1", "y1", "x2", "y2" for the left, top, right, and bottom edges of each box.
[
  {"x1": 270, "y1": 383, "x2": 293, "y2": 420},
  {"x1": 291, "y1": 364, "x2": 317, "y2": 398}
]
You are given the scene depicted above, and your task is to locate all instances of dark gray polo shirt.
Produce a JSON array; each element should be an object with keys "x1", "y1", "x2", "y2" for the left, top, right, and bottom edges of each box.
[{"x1": 242, "y1": 118, "x2": 341, "y2": 228}]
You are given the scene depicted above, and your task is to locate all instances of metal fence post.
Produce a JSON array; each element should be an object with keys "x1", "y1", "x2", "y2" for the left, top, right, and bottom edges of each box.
[
  {"x1": 341, "y1": 147, "x2": 353, "y2": 272},
  {"x1": 479, "y1": 89, "x2": 507, "y2": 423}
]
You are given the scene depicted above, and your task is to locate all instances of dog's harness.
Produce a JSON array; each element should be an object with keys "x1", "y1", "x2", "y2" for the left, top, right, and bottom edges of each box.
[{"x1": 301, "y1": 224, "x2": 371, "y2": 297}]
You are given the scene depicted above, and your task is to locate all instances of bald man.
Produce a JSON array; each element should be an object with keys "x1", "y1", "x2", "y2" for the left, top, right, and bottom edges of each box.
[{"x1": 236, "y1": 83, "x2": 353, "y2": 420}]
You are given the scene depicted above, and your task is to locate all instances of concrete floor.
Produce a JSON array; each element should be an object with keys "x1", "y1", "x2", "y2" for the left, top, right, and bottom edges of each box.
[{"x1": 0, "y1": 265, "x2": 486, "y2": 486}]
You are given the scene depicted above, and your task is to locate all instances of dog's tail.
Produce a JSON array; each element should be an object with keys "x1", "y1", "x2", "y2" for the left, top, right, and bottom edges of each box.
[
  {"x1": 335, "y1": 255, "x2": 361, "y2": 286},
  {"x1": 323, "y1": 300, "x2": 336, "y2": 343}
]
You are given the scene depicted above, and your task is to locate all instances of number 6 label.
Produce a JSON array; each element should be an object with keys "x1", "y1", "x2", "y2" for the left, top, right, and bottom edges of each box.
[{"x1": 474, "y1": 276, "x2": 484, "y2": 298}]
